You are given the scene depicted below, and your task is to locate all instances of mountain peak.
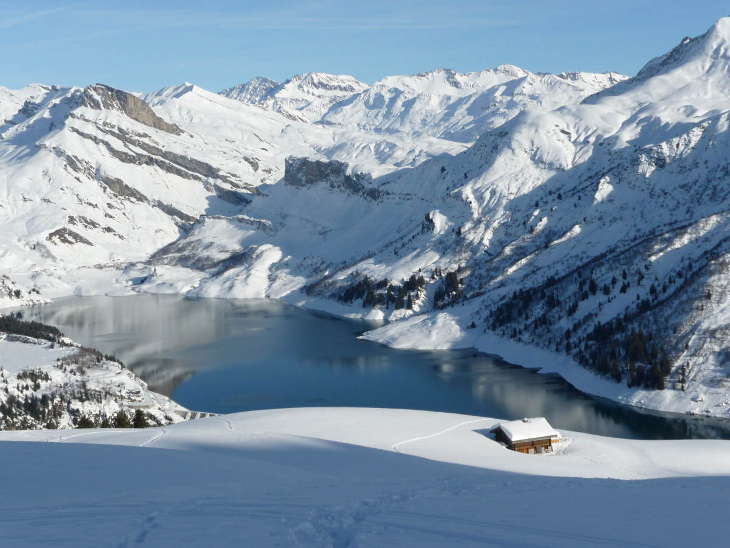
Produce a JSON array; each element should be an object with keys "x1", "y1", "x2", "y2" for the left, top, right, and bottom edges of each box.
[
  {"x1": 493, "y1": 64, "x2": 530, "y2": 77},
  {"x1": 145, "y1": 82, "x2": 204, "y2": 103},
  {"x1": 708, "y1": 15, "x2": 730, "y2": 40},
  {"x1": 283, "y1": 72, "x2": 367, "y2": 94},
  {"x1": 218, "y1": 72, "x2": 368, "y2": 122},
  {"x1": 219, "y1": 77, "x2": 279, "y2": 104},
  {"x1": 582, "y1": 17, "x2": 730, "y2": 107},
  {"x1": 635, "y1": 17, "x2": 730, "y2": 80},
  {"x1": 247, "y1": 76, "x2": 279, "y2": 85}
]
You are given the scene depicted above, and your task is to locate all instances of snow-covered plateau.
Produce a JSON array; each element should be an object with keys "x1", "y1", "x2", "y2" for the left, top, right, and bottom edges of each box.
[
  {"x1": 1, "y1": 407, "x2": 729, "y2": 546},
  {"x1": 4, "y1": 18, "x2": 730, "y2": 421}
]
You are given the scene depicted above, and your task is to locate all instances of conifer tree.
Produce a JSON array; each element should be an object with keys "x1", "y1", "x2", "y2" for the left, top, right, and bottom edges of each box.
[
  {"x1": 133, "y1": 409, "x2": 150, "y2": 428},
  {"x1": 114, "y1": 410, "x2": 132, "y2": 428}
]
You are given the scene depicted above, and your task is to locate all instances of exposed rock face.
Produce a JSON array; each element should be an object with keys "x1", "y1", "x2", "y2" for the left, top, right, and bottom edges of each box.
[
  {"x1": 284, "y1": 157, "x2": 351, "y2": 186},
  {"x1": 82, "y1": 84, "x2": 183, "y2": 135},
  {"x1": 0, "y1": 276, "x2": 43, "y2": 308},
  {"x1": 220, "y1": 76, "x2": 279, "y2": 104},
  {"x1": 47, "y1": 228, "x2": 93, "y2": 246},
  {"x1": 97, "y1": 173, "x2": 149, "y2": 203},
  {"x1": 284, "y1": 156, "x2": 381, "y2": 199},
  {"x1": 68, "y1": 124, "x2": 249, "y2": 192}
]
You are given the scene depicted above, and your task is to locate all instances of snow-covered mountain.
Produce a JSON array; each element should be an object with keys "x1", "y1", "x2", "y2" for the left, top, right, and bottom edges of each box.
[
  {"x1": 219, "y1": 76, "x2": 279, "y2": 104},
  {"x1": 223, "y1": 66, "x2": 626, "y2": 142},
  {"x1": 4, "y1": 18, "x2": 730, "y2": 419},
  {"x1": 220, "y1": 72, "x2": 369, "y2": 122},
  {"x1": 354, "y1": 18, "x2": 730, "y2": 416},
  {"x1": 0, "y1": 82, "x2": 276, "y2": 304},
  {"x1": 323, "y1": 66, "x2": 626, "y2": 142},
  {"x1": 0, "y1": 84, "x2": 65, "y2": 125}
]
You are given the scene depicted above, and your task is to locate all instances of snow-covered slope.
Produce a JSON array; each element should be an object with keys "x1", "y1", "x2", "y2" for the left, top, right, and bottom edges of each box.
[
  {"x1": 1, "y1": 407, "x2": 729, "y2": 546},
  {"x1": 151, "y1": 80, "x2": 467, "y2": 176},
  {"x1": 0, "y1": 83, "x2": 66, "y2": 125}
]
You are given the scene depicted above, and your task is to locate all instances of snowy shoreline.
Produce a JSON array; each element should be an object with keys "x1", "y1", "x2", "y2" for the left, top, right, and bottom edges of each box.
[
  {"x1": 278, "y1": 291, "x2": 730, "y2": 422},
  {"x1": 0, "y1": 330, "x2": 190, "y2": 429},
  {"x1": 356, "y1": 308, "x2": 730, "y2": 422},
  {"x1": 11, "y1": 286, "x2": 728, "y2": 424},
  {"x1": 195, "y1": 286, "x2": 719, "y2": 422}
]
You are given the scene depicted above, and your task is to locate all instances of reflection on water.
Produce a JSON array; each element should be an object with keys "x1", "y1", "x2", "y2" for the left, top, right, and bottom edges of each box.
[{"x1": 18, "y1": 294, "x2": 730, "y2": 439}]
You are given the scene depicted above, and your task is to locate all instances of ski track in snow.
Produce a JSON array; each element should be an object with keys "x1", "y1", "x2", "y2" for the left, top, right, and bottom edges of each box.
[
  {"x1": 117, "y1": 512, "x2": 160, "y2": 548},
  {"x1": 52, "y1": 430, "x2": 108, "y2": 443},
  {"x1": 138, "y1": 427, "x2": 167, "y2": 447},
  {"x1": 391, "y1": 418, "x2": 491, "y2": 453}
]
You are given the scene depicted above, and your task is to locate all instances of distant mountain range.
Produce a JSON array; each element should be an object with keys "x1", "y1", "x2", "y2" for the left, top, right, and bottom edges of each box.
[
  {"x1": 219, "y1": 66, "x2": 625, "y2": 140},
  {"x1": 3, "y1": 18, "x2": 730, "y2": 418}
]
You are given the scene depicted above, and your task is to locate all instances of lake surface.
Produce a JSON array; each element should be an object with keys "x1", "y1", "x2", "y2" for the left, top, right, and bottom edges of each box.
[{"x1": 18, "y1": 294, "x2": 730, "y2": 439}]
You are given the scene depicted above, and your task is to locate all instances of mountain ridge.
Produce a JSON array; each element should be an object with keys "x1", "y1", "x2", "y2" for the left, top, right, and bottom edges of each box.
[{"x1": 218, "y1": 65, "x2": 628, "y2": 142}]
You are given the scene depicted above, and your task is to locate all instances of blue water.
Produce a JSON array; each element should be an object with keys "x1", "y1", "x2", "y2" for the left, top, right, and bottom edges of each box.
[{"x1": 20, "y1": 294, "x2": 730, "y2": 439}]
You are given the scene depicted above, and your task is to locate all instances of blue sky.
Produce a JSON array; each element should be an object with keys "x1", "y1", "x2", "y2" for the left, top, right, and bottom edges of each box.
[{"x1": 1, "y1": 1, "x2": 728, "y2": 92}]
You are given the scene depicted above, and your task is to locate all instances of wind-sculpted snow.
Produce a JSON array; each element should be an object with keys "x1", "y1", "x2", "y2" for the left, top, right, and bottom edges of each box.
[{"x1": 3, "y1": 18, "x2": 730, "y2": 418}]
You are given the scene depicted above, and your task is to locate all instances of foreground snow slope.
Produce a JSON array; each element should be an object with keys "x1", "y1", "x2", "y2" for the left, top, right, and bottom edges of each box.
[{"x1": 2, "y1": 407, "x2": 730, "y2": 547}]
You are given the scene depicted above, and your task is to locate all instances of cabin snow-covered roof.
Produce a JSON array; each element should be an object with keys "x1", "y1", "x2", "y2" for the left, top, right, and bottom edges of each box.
[{"x1": 494, "y1": 417, "x2": 559, "y2": 442}]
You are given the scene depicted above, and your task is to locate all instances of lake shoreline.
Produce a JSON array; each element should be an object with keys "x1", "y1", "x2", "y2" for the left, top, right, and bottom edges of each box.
[{"x1": 11, "y1": 292, "x2": 730, "y2": 439}]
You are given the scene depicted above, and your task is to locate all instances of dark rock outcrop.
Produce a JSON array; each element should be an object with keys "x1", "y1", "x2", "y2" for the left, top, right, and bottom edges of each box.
[
  {"x1": 97, "y1": 173, "x2": 149, "y2": 203},
  {"x1": 47, "y1": 228, "x2": 93, "y2": 246},
  {"x1": 284, "y1": 156, "x2": 382, "y2": 200}
]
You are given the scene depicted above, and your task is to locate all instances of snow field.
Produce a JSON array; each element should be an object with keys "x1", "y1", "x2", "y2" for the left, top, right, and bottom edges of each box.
[{"x1": 1, "y1": 407, "x2": 730, "y2": 547}]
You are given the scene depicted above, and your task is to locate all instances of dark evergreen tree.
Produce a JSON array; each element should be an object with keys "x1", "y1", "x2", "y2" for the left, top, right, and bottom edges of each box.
[
  {"x1": 77, "y1": 415, "x2": 95, "y2": 428},
  {"x1": 114, "y1": 410, "x2": 132, "y2": 428},
  {"x1": 133, "y1": 409, "x2": 150, "y2": 428}
]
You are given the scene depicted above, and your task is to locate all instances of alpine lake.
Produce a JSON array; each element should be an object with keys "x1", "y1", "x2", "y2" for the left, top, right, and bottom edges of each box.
[{"x1": 18, "y1": 294, "x2": 730, "y2": 439}]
